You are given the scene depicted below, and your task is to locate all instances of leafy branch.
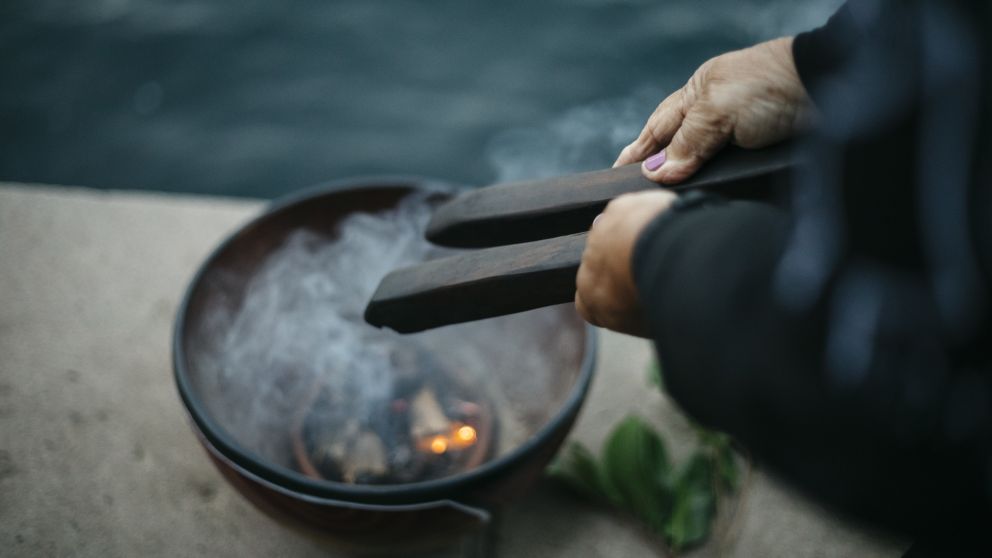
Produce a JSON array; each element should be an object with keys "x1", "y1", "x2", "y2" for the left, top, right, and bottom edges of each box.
[{"x1": 547, "y1": 362, "x2": 740, "y2": 554}]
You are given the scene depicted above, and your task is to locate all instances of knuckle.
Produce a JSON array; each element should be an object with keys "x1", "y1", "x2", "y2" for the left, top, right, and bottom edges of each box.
[
  {"x1": 575, "y1": 266, "x2": 591, "y2": 292},
  {"x1": 659, "y1": 88, "x2": 684, "y2": 114},
  {"x1": 693, "y1": 60, "x2": 715, "y2": 87},
  {"x1": 702, "y1": 53, "x2": 730, "y2": 77},
  {"x1": 574, "y1": 293, "x2": 588, "y2": 318},
  {"x1": 680, "y1": 80, "x2": 698, "y2": 111},
  {"x1": 605, "y1": 194, "x2": 636, "y2": 213},
  {"x1": 614, "y1": 191, "x2": 638, "y2": 204},
  {"x1": 574, "y1": 293, "x2": 600, "y2": 326},
  {"x1": 691, "y1": 101, "x2": 729, "y2": 127}
]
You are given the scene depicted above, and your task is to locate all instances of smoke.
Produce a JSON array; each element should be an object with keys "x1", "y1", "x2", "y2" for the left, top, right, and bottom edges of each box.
[
  {"x1": 195, "y1": 193, "x2": 438, "y2": 464},
  {"x1": 485, "y1": 89, "x2": 658, "y2": 182},
  {"x1": 192, "y1": 190, "x2": 584, "y2": 474}
]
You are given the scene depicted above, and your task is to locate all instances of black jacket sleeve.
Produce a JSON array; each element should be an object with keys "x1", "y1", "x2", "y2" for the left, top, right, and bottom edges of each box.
[
  {"x1": 791, "y1": 2, "x2": 861, "y2": 106},
  {"x1": 633, "y1": 193, "x2": 991, "y2": 540}
]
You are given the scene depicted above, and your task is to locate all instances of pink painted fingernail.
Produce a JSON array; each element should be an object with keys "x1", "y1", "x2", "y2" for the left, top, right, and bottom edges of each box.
[{"x1": 644, "y1": 150, "x2": 667, "y2": 171}]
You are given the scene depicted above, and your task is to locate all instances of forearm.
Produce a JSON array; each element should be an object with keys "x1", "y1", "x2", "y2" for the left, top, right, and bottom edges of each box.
[{"x1": 633, "y1": 196, "x2": 808, "y2": 435}]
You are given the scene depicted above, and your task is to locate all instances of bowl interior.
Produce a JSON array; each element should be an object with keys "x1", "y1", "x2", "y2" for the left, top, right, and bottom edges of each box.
[{"x1": 176, "y1": 181, "x2": 589, "y2": 496}]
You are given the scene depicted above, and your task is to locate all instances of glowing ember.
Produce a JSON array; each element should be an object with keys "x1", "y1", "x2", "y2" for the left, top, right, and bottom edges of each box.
[
  {"x1": 430, "y1": 437, "x2": 448, "y2": 454},
  {"x1": 456, "y1": 426, "x2": 477, "y2": 444},
  {"x1": 417, "y1": 423, "x2": 479, "y2": 455},
  {"x1": 293, "y1": 356, "x2": 492, "y2": 483}
]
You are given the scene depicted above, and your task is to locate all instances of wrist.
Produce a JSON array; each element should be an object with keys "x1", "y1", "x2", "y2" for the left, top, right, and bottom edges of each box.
[{"x1": 766, "y1": 36, "x2": 814, "y2": 131}]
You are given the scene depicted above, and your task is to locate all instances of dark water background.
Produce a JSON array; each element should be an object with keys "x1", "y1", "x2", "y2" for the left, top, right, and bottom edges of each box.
[{"x1": 1, "y1": 0, "x2": 839, "y2": 198}]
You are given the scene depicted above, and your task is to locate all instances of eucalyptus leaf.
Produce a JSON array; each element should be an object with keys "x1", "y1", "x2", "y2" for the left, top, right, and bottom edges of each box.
[
  {"x1": 696, "y1": 428, "x2": 730, "y2": 449},
  {"x1": 548, "y1": 442, "x2": 610, "y2": 502},
  {"x1": 717, "y1": 445, "x2": 740, "y2": 491},
  {"x1": 665, "y1": 454, "x2": 717, "y2": 550},
  {"x1": 546, "y1": 410, "x2": 740, "y2": 554},
  {"x1": 647, "y1": 360, "x2": 664, "y2": 389},
  {"x1": 600, "y1": 416, "x2": 672, "y2": 530}
]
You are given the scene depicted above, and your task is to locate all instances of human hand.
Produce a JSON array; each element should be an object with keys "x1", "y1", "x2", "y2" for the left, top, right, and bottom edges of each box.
[
  {"x1": 575, "y1": 190, "x2": 677, "y2": 336},
  {"x1": 615, "y1": 37, "x2": 809, "y2": 184}
]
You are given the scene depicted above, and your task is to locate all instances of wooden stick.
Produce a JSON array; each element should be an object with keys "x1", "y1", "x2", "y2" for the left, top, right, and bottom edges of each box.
[
  {"x1": 426, "y1": 141, "x2": 794, "y2": 248},
  {"x1": 364, "y1": 233, "x2": 586, "y2": 333}
]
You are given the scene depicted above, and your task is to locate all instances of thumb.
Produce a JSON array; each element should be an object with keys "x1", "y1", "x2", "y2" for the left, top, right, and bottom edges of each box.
[{"x1": 642, "y1": 101, "x2": 730, "y2": 184}]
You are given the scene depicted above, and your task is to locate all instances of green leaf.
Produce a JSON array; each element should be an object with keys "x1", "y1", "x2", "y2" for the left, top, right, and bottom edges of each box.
[
  {"x1": 600, "y1": 416, "x2": 673, "y2": 531},
  {"x1": 695, "y1": 427, "x2": 729, "y2": 449},
  {"x1": 545, "y1": 413, "x2": 740, "y2": 554},
  {"x1": 548, "y1": 442, "x2": 610, "y2": 503},
  {"x1": 716, "y1": 445, "x2": 740, "y2": 491},
  {"x1": 647, "y1": 360, "x2": 664, "y2": 390},
  {"x1": 664, "y1": 454, "x2": 717, "y2": 551}
]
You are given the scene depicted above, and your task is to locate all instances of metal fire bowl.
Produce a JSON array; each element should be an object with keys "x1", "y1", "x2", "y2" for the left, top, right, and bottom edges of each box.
[{"x1": 172, "y1": 177, "x2": 596, "y2": 551}]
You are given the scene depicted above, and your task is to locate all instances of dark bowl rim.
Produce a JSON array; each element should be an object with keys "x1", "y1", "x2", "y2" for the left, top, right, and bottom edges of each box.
[{"x1": 172, "y1": 175, "x2": 598, "y2": 506}]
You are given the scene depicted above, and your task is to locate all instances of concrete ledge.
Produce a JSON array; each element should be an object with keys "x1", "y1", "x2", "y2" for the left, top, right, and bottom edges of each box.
[{"x1": 0, "y1": 184, "x2": 905, "y2": 557}]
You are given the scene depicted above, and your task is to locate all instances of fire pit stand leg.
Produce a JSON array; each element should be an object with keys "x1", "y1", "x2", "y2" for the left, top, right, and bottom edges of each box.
[{"x1": 457, "y1": 508, "x2": 500, "y2": 558}]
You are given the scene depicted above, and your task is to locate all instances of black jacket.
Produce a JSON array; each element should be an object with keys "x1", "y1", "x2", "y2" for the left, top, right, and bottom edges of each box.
[{"x1": 633, "y1": 0, "x2": 991, "y2": 543}]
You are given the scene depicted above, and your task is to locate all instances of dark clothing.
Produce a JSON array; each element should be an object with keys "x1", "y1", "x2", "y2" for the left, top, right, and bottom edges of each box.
[{"x1": 633, "y1": 0, "x2": 991, "y2": 549}]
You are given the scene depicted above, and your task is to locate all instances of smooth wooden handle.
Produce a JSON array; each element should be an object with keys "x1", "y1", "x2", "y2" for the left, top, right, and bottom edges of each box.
[
  {"x1": 426, "y1": 141, "x2": 795, "y2": 248},
  {"x1": 364, "y1": 233, "x2": 586, "y2": 333}
]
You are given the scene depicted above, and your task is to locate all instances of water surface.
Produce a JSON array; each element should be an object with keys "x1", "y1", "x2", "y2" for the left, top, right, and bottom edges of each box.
[{"x1": 1, "y1": 0, "x2": 840, "y2": 197}]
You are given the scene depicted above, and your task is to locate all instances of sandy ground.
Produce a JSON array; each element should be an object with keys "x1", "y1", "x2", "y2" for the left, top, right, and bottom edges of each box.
[{"x1": 0, "y1": 184, "x2": 906, "y2": 557}]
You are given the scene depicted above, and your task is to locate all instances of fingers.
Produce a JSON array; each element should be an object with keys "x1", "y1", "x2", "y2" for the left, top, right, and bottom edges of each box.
[
  {"x1": 642, "y1": 100, "x2": 730, "y2": 184},
  {"x1": 617, "y1": 59, "x2": 731, "y2": 184},
  {"x1": 573, "y1": 190, "x2": 676, "y2": 335},
  {"x1": 574, "y1": 225, "x2": 603, "y2": 328},
  {"x1": 574, "y1": 281, "x2": 597, "y2": 326},
  {"x1": 613, "y1": 88, "x2": 687, "y2": 168}
]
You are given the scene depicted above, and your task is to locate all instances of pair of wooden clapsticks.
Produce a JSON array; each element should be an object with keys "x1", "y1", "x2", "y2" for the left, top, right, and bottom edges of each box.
[{"x1": 365, "y1": 141, "x2": 795, "y2": 333}]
